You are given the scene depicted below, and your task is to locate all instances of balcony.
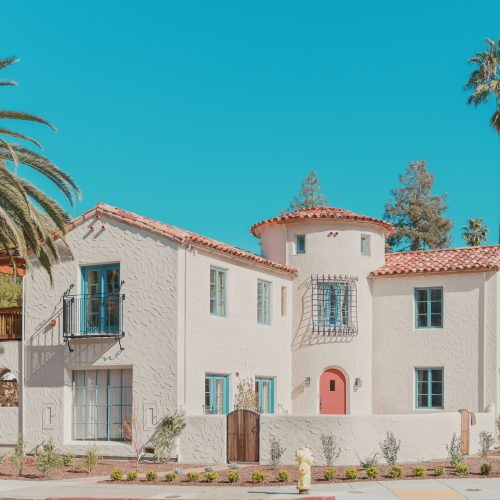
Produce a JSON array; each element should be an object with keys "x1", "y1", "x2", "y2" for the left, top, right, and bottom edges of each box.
[
  {"x1": 62, "y1": 293, "x2": 124, "y2": 338},
  {"x1": 0, "y1": 307, "x2": 22, "y2": 341}
]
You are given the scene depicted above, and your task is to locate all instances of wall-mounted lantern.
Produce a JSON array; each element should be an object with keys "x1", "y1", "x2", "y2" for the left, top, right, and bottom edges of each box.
[
  {"x1": 354, "y1": 378, "x2": 362, "y2": 391},
  {"x1": 304, "y1": 377, "x2": 311, "y2": 388}
]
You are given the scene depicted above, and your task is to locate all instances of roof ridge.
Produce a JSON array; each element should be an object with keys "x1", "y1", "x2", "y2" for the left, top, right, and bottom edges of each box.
[{"x1": 387, "y1": 244, "x2": 500, "y2": 256}]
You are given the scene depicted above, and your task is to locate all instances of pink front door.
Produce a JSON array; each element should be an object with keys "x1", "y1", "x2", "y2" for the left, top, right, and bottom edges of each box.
[{"x1": 320, "y1": 369, "x2": 346, "y2": 414}]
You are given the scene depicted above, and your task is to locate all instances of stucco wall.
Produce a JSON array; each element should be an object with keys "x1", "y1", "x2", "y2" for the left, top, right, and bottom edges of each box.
[
  {"x1": 260, "y1": 412, "x2": 495, "y2": 465},
  {"x1": 372, "y1": 271, "x2": 498, "y2": 414},
  {"x1": 0, "y1": 407, "x2": 19, "y2": 446},
  {"x1": 179, "y1": 415, "x2": 226, "y2": 464},
  {"x1": 23, "y1": 215, "x2": 179, "y2": 453},
  {"x1": 178, "y1": 246, "x2": 293, "y2": 415}
]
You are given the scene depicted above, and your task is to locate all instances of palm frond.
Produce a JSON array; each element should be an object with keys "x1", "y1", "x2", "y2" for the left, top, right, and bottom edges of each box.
[
  {"x1": 0, "y1": 127, "x2": 43, "y2": 149},
  {"x1": 0, "y1": 57, "x2": 18, "y2": 71},
  {"x1": 0, "y1": 111, "x2": 56, "y2": 131}
]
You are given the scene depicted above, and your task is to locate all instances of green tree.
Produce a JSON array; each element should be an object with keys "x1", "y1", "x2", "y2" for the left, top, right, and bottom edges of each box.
[
  {"x1": 384, "y1": 161, "x2": 453, "y2": 251},
  {"x1": 462, "y1": 218, "x2": 488, "y2": 246},
  {"x1": 290, "y1": 170, "x2": 328, "y2": 211},
  {"x1": 465, "y1": 38, "x2": 500, "y2": 133},
  {"x1": 0, "y1": 56, "x2": 80, "y2": 278},
  {"x1": 0, "y1": 274, "x2": 22, "y2": 307}
]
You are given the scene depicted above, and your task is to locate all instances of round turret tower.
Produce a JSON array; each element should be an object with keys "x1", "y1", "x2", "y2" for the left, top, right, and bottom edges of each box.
[{"x1": 251, "y1": 207, "x2": 393, "y2": 415}]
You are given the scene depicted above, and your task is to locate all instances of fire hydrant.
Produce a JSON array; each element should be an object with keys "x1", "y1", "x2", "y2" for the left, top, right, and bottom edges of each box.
[{"x1": 295, "y1": 447, "x2": 313, "y2": 494}]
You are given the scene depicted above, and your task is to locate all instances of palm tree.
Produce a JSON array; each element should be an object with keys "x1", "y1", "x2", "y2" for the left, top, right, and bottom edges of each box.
[
  {"x1": 462, "y1": 218, "x2": 488, "y2": 247},
  {"x1": 0, "y1": 56, "x2": 80, "y2": 278},
  {"x1": 465, "y1": 38, "x2": 500, "y2": 133}
]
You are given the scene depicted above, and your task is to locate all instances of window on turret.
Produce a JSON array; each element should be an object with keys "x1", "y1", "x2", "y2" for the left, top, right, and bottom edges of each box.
[
  {"x1": 361, "y1": 235, "x2": 370, "y2": 256},
  {"x1": 296, "y1": 235, "x2": 306, "y2": 254}
]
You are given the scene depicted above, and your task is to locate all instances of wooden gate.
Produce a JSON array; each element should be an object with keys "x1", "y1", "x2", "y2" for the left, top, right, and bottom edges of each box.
[
  {"x1": 227, "y1": 409, "x2": 260, "y2": 463},
  {"x1": 459, "y1": 409, "x2": 470, "y2": 455}
]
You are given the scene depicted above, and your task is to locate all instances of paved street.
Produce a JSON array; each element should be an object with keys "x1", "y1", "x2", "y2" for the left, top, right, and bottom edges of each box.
[{"x1": 1, "y1": 478, "x2": 500, "y2": 500}]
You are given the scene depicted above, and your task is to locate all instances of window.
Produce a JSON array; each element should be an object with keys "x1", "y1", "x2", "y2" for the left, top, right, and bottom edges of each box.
[
  {"x1": 318, "y1": 282, "x2": 350, "y2": 328},
  {"x1": 204, "y1": 374, "x2": 229, "y2": 414},
  {"x1": 415, "y1": 368, "x2": 443, "y2": 409},
  {"x1": 415, "y1": 287, "x2": 443, "y2": 328},
  {"x1": 210, "y1": 267, "x2": 226, "y2": 317},
  {"x1": 81, "y1": 264, "x2": 121, "y2": 334},
  {"x1": 360, "y1": 235, "x2": 370, "y2": 256},
  {"x1": 281, "y1": 286, "x2": 287, "y2": 316},
  {"x1": 255, "y1": 377, "x2": 275, "y2": 414},
  {"x1": 296, "y1": 235, "x2": 306, "y2": 254},
  {"x1": 257, "y1": 279, "x2": 271, "y2": 324},
  {"x1": 72, "y1": 369, "x2": 132, "y2": 441}
]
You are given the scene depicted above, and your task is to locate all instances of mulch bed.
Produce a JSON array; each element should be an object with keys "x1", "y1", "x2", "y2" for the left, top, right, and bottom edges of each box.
[{"x1": 104, "y1": 456, "x2": 500, "y2": 487}]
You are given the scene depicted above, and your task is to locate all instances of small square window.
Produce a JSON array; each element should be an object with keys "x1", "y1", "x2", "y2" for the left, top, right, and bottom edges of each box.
[
  {"x1": 360, "y1": 235, "x2": 370, "y2": 256},
  {"x1": 296, "y1": 235, "x2": 306, "y2": 254}
]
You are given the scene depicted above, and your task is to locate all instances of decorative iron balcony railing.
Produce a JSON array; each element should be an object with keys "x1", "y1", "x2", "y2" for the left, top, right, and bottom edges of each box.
[{"x1": 63, "y1": 293, "x2": 124, "y2": 338}]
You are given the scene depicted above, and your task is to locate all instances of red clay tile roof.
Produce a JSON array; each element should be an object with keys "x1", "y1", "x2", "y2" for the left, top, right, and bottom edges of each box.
[
  {"x1": 250, "y1": 206, "x2": 394, "y2": 236},
  {"x1": 370, "y1": 245, "x2": 500, "y2": 277},
  {"x1": 67, "y1": 203, "x2": 297, "y2": 276}
]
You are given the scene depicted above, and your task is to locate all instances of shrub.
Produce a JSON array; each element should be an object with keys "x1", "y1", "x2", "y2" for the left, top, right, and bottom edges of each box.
[
  {"x1": 36, "y1": 442, "x2": 64, "y2": 478},
  {"x1": 146, "y1": 470, "x2": 158, "y2": 481},
  {"x1": 82, "y1": 445, "x2": 100, "y2": 475},
  {"x1": 320, "y1": 433, "x2": 341, "y2": 466},
  {"x1": 455, "y1": 463, "x2": 469, "y2": 475},
  {"x1": 276, "y1": 470, "x2": 291, "y2": 482},
  {"x1": 204, "y1": 466, "x2": 214, "y2": 472},
  {"x1": 446, "y1": 433, "x2": 464, "y2": 467},
  {"x1": 127, "y1": 470, "x2": 138, "y2": 481},
  {"x1": 151, "y1": 411, "x2": 186, "y2": 463},
  {"x1": 434, "y1": 466, "x2": 445, "y2": 476},
  {"x1": 389, "y1": 465, "x2": 403, "y2": 478},
  {"x1": 173, "y1": 467, "x2": 184, "y2": 475},
  {"x1": 110, "y1": 469, "x2": 123, "y2": 481},
  {"x1": 61, "y1": 453, "x2": 75, "y2": 467},
  {"x1": 165, "y1": 471, "x2": 176, "y2": 482},
  {"x1": 186, "y1": 471, "x2": 200, "y2": 482},
  {"x1": 345, "y1": 468, "x2": 358, "y2": 480},
  {"x1": 412, "y1": 466, "x2": 426, "y2": 477},
  {"x1": 227, "y1": 469, "x2": 240, "y2": 483},
  {"x1": 252, "y1": 470, "x2": 266, "y2": 484},
  {"x1": 324, "y1": 467, "x2": 336, "y2": 481},
  {"x1": 205, "y1": 471, "x2": 218, "y2": 483},
  {"x1": 228, "y1": 462, "x2": 239, "y2": 470},
  {"x1": 379, "y1": 432, "x2": 401, "y2": 466},
  {"x1": 480, "y1": 463, "x2": 492, "y2": 475},
  {"x1": 478, "y1": 431, "x2": 494, "y2": 458},
  {"x1": 358, "y1": 452, "x2": 379, "y2": 469},
  {"x1": 269, "y1": 437, "x2": 286, "y2": 468},
  {"x1": 365, "y1": 466, "x2": 379, "y2": 480},
  {"x1": 10, "y1": 434, "x2": 26, "y2": 476}
]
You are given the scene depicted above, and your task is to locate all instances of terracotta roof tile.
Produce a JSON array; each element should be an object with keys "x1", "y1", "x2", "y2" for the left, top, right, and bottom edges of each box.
[
  {"x1": 250, "y1": 206, "x2": 394, "y2": 236},
  {"x1": 68, "y1": 203, "x2": 297, "y2": 276},
  {"x1": 370, "y1": 245, "x2": 500, "y2": 277}
]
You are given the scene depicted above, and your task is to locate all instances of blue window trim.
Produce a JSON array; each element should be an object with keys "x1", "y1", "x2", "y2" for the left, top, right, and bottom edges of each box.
[
  {"x1": 296, "y1": 235, "x2": 306, "y2": 254},
  {"x1": 415, "y1": 368, "x2": 444, "y2": 409},
  {"x1": 210, "y1": 267, "x2": 227, "y2": 317},
  {"x1": 414, "y1": 287, "x2": 443, "y2": 329},
  {"x1": 256, "y1": 377, "x2": 275, "y2": 414},
  {"x1": 317, "y1": 282, "x2": 349, "y2": 328},
  {"x1": 205, "y1": 374, "x2": 229, "y2": 414},
  {"x1": 257, "y1": 279, "x2": 271, "y2": 325}
]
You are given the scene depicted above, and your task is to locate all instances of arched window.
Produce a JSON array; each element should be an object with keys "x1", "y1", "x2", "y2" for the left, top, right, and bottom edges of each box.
[{"x1": 0, "y1": 369, "x2": 18, "y2": 407}]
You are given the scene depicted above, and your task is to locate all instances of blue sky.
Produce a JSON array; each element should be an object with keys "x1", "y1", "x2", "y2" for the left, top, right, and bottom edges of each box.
[{"x1": 1, "y1": 0, "x2": 499, "y2": 252}]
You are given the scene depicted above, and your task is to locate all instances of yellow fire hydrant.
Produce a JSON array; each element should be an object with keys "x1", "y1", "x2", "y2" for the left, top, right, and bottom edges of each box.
[{"x1": 295, "y1": 447, "x2": 313, "y2": 494}]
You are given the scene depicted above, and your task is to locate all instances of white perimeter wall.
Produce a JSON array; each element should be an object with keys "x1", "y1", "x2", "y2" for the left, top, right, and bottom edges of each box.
[
  {"x1": 179, "y1": 415, "x2": 226, "y2": 464},
  {"x1": 260, "y1": 411, "x2": 496, "y2": 466}
]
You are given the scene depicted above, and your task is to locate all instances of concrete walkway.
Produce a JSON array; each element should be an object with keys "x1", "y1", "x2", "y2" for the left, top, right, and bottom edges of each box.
[{"x1": 0, "y1": 477, "x2": 500, "y2": 500}]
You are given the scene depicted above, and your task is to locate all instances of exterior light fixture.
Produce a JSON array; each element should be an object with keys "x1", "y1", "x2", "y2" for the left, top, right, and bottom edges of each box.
[
  {"x1": 354, "y1": 378, "x2": 362, "y2": 391},
  {"x1": 304, "y1": 377, "x2": 311, "y2": 387}
]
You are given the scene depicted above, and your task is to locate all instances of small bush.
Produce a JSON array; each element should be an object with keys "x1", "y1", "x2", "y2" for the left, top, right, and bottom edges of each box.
[
  {"x1": 10, "y1": 434, "x2": 26, "y2": 476},
  {"x1": 186, "y1": 471, "x2": 200, "y2": 482},
  {"x1": 379, "y1": 432, "x2": 401, "y2": 466},
  {"x1": 345, "y1": 468, "x2": 358, "y2": 480},
  {"x1": 455, "y1": 463, "x2": 469, "y2": 475},
  {"x1": 412, "y1": 466, "x2": 426, "y2": 477},
  {"x1": 228, "y1": 462, "x2": 239, "y2": 470},
  {"x1": 61, "y1": 454, "x2": 74, "y2": 467},
  {"x1": 320, "y1": 433, "x2": 341, "y2": 466},
  {"x1": 205, "y1": 471, "x2": 218, "y2": 483},
  {"x1": 269, "y1": 437, "x2": 286, "y2": 468},
  {"x1": 110, "y1": 469, "x2": 123, "y2": 481},
  {"x1": 174, "y1": 467, "x2": 184, "y2": 475},
  {"x1": 165, "y1": 471, "x2": 177, "y2": 482},
  {"x1": 36, "y1": 442, "x2": 64, "y2": 478},
  {"x1": 358, "y1": 452, "x2": 379, "y2": 469},
  {"x1": 447, "y1": 433, "x2": 464, "y2": 467},
  {"x1": 276, "y1": 470, "x2": 291, "y2": 482},
  {"x1": 145, "y1": 470, "x2": 158, "y2": 481},
  {"x1": 389, "y1": 465, "x2": 403, "y2": 478},
  {"x1": 324, "y1": 467, "x2": 336, "y2": 481},
  {"x1": 227, "y1": 469, "x2": 240, "y2": 483},
  {"x1": 127, "y1": 470, "x2": 138, "y2": 481},
  {"x1": 204, "y1": 466, "x2": 214, "y2": 472},
  {"x1": 252, "y1": 470, "x2": 266, "y2": 484},
  {"x1": 480, "y1": 463, "x2": 492, "y2": 476},
  {"x1": 365, "y1": 466, "x2": 379, "y2": 480},
  {"x1": 82, "y1": 446, "x2": 100, "y2": 475},
  {"x1": 434, "y1": 466, "x2": 445, "y2": 476},
  {"x1": 479, "y1": 431, "x2": 494, "y2": 458}
]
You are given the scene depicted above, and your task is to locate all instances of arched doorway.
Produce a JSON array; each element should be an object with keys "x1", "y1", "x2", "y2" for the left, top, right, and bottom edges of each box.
[{"x1": 319, "y1": 368, "x2": 347, "y2": 414}]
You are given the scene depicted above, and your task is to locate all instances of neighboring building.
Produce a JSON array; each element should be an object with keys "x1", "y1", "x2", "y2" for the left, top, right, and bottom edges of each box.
[{"x1": 0, "y1": 203, "x2": 499, "y2": 457}]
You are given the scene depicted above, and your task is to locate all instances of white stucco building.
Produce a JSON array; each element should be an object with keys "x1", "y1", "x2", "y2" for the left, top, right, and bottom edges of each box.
[{"x1": 1, "y1": 203, "x2": 499, "y2": 462}]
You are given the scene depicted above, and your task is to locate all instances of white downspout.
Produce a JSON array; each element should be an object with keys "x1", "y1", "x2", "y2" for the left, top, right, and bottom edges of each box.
[{"x1": 20, "y1": 273, "x2": 26, "y2": 439}]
